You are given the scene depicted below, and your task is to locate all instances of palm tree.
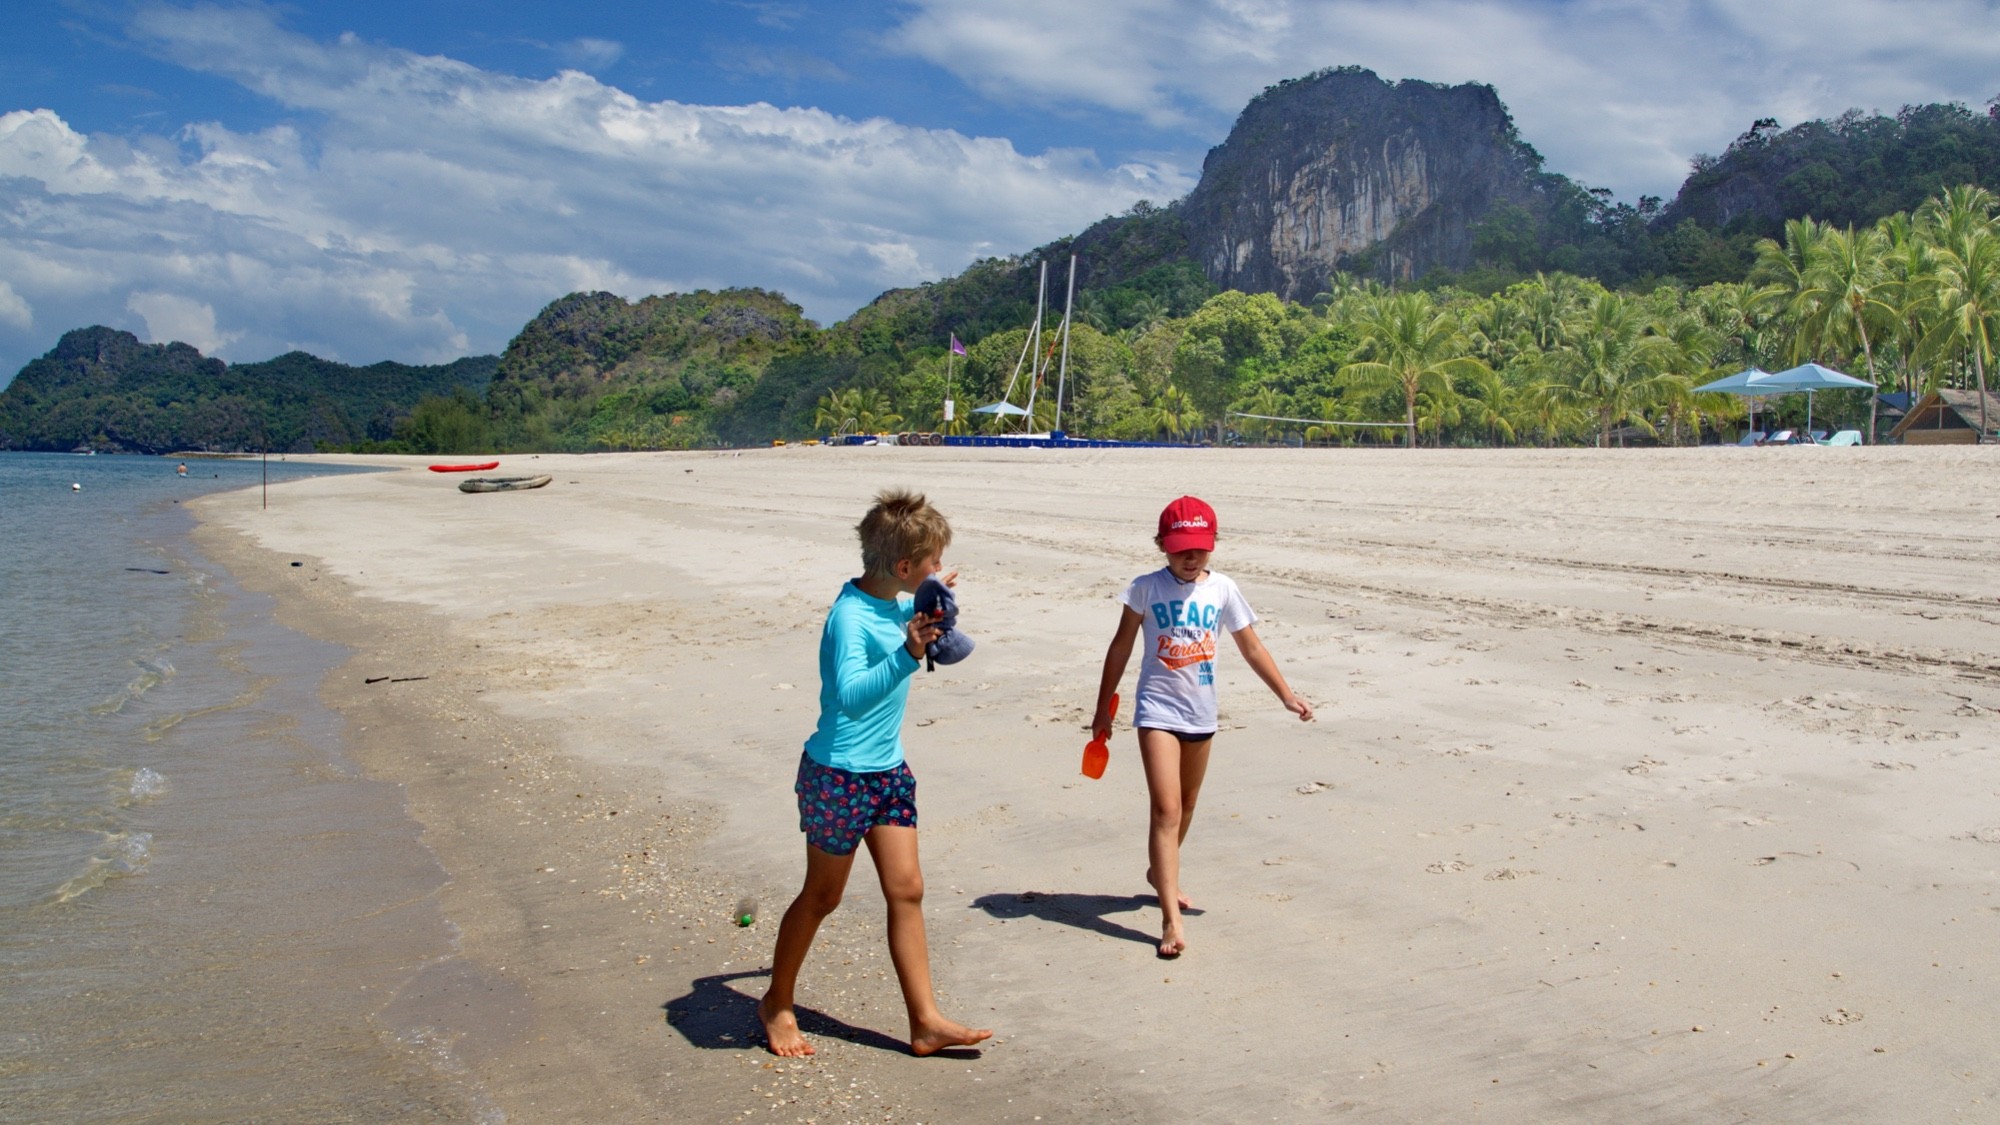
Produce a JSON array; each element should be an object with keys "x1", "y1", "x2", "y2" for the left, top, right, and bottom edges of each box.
[
  {"x1": 1468, "y1": 292, "x2": 1531, "y2": 372},
  {"x1": 1542, "y1": 292, "x2": 1677, "y2": 447},
  {"x1": 850, "y1": 388, "x2": 902, "y2": 434},
  {"x1": 1232, "y1": 387, "x2": 1290, "y2": 443},
  {"x1": 1076, "y1": 291, "x2": 1115, "y2": 333},
  {"x1": 1879, "y1": 211, "x2": 1942, "y2": 399},
  {"x1": 1456, "y1": 368, "x2": 1512, "y2": 442},
  {"x1": 1650, "y1": 303, "x2": 1728, "y2": 445},
  {"x1": 1336, "y1": 291, "x2": 1491, "y2": 448},
  {"x1": 1516, "y1": 272, "x2": 1593, "y2": 354},
  {"x1": 1919, "y1": 184, "x2": 1998, "y2": 250},
  {"x1": 1925, "y1": 224, "x2": 2000, "y2": 438},
  {"x1": 1805, "y1": 224, "x2": 1894, "y2": 439},
  {"x1": 812, "y1": 388, "x2": 861, "y2": 435},
  {"x1": 1520, "y1": 374, "x2": 1589, "y2": 446},
  {"x1": 1123, "y1": 295, "x2": 1170, "y2": 337},
  {"x1": 1301, "y1": 395, "x2": 1360, "y2": 446},
  {"x1": 1145, "y1": 384, "x2": 1203, "y2": 441},
  {"x1": 1752, "y1": 216, "x2": 1835, "y2": 365},
  {"x1": 1412, "y1": 385, "x2": 1463, "y2": 446}
]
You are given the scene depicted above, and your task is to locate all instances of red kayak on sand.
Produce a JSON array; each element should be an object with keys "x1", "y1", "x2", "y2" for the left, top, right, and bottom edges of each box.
[{"x1": 428, "y1": 461, "x2": 500, "y2": 473}]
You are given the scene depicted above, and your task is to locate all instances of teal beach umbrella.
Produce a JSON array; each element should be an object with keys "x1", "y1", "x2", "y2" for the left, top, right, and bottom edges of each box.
[
  {"x1": 1696, "y1": 363, "x2": 1873, "y2": 437},
  {"x1": 1764, "y1": 363, "x2": 1874, "y2": 435}
]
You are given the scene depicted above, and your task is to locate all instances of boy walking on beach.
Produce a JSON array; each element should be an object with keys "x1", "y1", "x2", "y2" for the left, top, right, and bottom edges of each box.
[{"x1": 760, "y1": 489, "x2": 992, "y2": 1058}]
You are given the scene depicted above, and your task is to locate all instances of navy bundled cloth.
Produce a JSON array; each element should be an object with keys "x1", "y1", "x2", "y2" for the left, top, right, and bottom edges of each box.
[{"x1": 912, "y1": 577, "x2": 974, "y2": 671}]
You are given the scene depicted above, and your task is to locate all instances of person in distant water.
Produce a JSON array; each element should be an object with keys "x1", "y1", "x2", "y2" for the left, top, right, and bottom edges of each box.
[
  {"x1": 176, "y1": 462, "x2": 188, "y2": 476},
  {"x1": 1091, "y1": 496, "x2": 1314, "y2": 958},
  {"x1": 759, "y1": 488, "x2": 992, "y2": 1058}
]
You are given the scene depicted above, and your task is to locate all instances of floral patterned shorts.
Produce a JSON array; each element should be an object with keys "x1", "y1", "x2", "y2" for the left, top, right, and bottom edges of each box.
[{"x1": 794, "y1": 752, "x2": 918, "y2": 856}]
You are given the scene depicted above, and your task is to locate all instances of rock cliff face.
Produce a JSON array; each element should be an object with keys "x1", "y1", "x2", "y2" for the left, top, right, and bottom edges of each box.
[{"x1": 1181, "y1": 68, "x2": 1543, "y2": 299}]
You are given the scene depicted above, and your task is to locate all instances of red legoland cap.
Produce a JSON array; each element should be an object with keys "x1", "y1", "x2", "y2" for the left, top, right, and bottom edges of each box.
[{"x1": 1157, "y1": 496, "x2": 1218, "y2": 553}]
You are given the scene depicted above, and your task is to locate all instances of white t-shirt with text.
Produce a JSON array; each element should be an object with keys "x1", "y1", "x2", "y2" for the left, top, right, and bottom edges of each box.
[{"x1": 1119, "y1": 567, "x2": 1256, "y2": 733}]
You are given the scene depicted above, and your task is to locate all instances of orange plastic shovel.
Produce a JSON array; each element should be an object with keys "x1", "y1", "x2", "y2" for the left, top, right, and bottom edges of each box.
[{"x1": 1082, "y1": 693, "x2": 1118, "y2": 779}]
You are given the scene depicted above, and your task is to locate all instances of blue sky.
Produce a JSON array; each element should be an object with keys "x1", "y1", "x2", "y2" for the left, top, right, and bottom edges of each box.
[{"x1": 4, "y1": 1, "x2": 1999, "y2": 381}]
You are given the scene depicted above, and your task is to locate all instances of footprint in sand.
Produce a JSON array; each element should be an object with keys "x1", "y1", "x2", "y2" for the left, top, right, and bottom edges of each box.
[
  {"x1": 1822, "y1": 1008, "x2": 1864, "y2": 1026},
  {"x1": 1709, "y1": 804, "x2": 1775, "y2": 827},
  {"x1": 1425, "y1": 860, "x2": 1470, "y2": 874},
  {"x1": 1700, "y1": 770, "x2": 1765, "y2": 784},
  {"x1": 1955, "y1": 827, "x2": 2000, "y2": 844}
]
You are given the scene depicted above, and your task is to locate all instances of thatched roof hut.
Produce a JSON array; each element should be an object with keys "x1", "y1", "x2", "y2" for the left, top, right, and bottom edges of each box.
[{"x1": 1888, "y1": 389, "x2": 2000, "y2": 445}]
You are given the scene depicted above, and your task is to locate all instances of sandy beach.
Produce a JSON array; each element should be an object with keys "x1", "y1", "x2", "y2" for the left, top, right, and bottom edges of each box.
[{"x1": 189, "y1": 445, "x2": 2000, "y2": 1122}]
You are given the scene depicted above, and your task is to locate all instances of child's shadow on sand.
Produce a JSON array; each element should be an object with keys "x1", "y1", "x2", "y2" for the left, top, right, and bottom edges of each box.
[
  {"x1": 661, "y1": 969, "x2": 980, "y2": 1059},
  {"x1": 969, "y1": 890, "x2": 1198, "y2": 947}
]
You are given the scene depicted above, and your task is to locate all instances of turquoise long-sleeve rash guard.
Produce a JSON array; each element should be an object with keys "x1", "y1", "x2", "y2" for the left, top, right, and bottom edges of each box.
[{"x1": 802, "y1": 580, "x2": 921, "y2": 772}]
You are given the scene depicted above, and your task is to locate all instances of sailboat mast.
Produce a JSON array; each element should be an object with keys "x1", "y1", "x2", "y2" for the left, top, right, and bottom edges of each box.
[
  {"x1": 1022, "y1": 261, "x2": 1048, "y2": 432},
  {"x1": 1055, "y1": 254, "x2": 1076, "y2": 434}
]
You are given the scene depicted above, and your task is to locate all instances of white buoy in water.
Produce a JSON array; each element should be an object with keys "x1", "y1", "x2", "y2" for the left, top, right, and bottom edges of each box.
[{"x1": 71, "y1": 482, "x2": 81, "y2": 491}]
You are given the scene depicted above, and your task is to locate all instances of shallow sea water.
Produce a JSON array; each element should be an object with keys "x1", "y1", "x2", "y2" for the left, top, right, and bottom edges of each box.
[{"x1": 0, "y1": 453, "x2": 491, "y2": 1122}]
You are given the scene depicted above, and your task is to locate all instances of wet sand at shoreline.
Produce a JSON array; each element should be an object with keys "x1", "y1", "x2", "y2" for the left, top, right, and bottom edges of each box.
[{"x1": 193, "y1": 445, "x2": 2000, "y2": 1121}]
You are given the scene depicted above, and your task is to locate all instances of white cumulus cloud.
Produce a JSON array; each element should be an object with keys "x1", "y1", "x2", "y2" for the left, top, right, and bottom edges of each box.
[
  {"x1": 0, "y1": 4, "x2": 1188, "y2": 379},
  {"x1": 885, "y1": 0, "x2": 2000, "y2": 201},
  {"x1": 0, "y1": 280, "x2": 31, "y2": 331},
  {"x1": 126, "y1": 291, "x2": 237, "y2": 354}
]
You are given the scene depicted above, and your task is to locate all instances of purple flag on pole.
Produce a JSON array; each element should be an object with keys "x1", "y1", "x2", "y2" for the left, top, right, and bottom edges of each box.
[{"x1": 950, "y1": 335, "x2": 966, "y2": 356}]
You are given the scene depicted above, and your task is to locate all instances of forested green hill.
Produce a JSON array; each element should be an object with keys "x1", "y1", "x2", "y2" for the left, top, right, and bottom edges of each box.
[{"x1": 0, "y1": 327, "x2": 496, "y2": 454}]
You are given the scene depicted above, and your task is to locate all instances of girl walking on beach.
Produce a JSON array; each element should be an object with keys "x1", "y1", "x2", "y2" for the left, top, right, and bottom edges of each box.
[
  {"x1": 760, "y1": 489, "x2": 991, "y2": 1058},
  {"x1": 1091, "y1": 496, "x2": 1313, "y2": 958}
]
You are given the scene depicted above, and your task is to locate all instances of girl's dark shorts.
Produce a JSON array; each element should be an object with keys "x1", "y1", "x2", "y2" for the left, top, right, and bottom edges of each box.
[
  {"x1": 794, "y1": 751, "x2": 918, "y2": 856},
  {"x1": 1137, "y1": 726, "x2": 1216, "y2": 744}
]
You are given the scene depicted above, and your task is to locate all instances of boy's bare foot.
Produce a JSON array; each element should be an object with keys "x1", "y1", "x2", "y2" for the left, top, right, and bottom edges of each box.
[
  {"x1": 759, "y1": 996, "x2": 815, "y2": 1057},
  {"x1": 1146, "y1": 867, "x2": 1193, "y2": 910},
  {"x1": 909, "y1": 1016, "x2": 992, "y2": 1057},
  {"x1": 1158, "y1": 921, "x2": 1186, "y2": 959}
]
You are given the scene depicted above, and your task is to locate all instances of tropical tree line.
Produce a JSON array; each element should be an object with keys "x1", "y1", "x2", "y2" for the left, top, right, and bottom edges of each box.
[{"x1": 805, "y1": 184, "x2": 2000, "y2": 448}]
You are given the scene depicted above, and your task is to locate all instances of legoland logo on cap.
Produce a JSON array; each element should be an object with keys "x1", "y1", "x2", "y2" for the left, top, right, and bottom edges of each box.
[{"x1": 1157, "y1": 496, "x2": 1218, "y2": 553}]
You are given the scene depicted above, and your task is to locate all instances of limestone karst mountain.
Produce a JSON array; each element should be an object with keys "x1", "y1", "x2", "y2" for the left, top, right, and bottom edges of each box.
[{"x1": 1179, "y1": 67, "x2": 1547, "y2": 300}]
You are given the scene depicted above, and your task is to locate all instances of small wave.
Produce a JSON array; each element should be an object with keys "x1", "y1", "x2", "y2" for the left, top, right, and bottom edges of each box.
[
  {"x1": 50, "y1": 831, "x2": 153, "y2": 904},
  {"x1": 390, "y1": 1025, "x2": 506, "y2": 1125},
  {"x1": 129, "y1": 767, "x2": 167, "y2": 800},
  {"x1": 140, "y1": 680, "x2": 263, "y2": 743},
  {"x1": 88, "y1": 657, "x2": 176, "y2": 716}
]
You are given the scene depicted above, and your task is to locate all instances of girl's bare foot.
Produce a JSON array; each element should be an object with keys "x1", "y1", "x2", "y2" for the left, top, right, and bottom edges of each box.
[
  {"x1": 1158, "y1": 921, "x2": 1186, "y2": 959},
  {"x1": 759, "y1": 996, "x2": 814, "y2": 1057},
  {"x1": 1146, "y1": 867, "x2": 1192, "y2": 910},
  {"x1": 909, "y1": 1016, "x2": 993, "y2": 1057}
]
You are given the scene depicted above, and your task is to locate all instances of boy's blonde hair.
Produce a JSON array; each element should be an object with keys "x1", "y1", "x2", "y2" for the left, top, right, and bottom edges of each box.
[{"x1": 857, "y1": 488, "x2": 951, "y2": 577}]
